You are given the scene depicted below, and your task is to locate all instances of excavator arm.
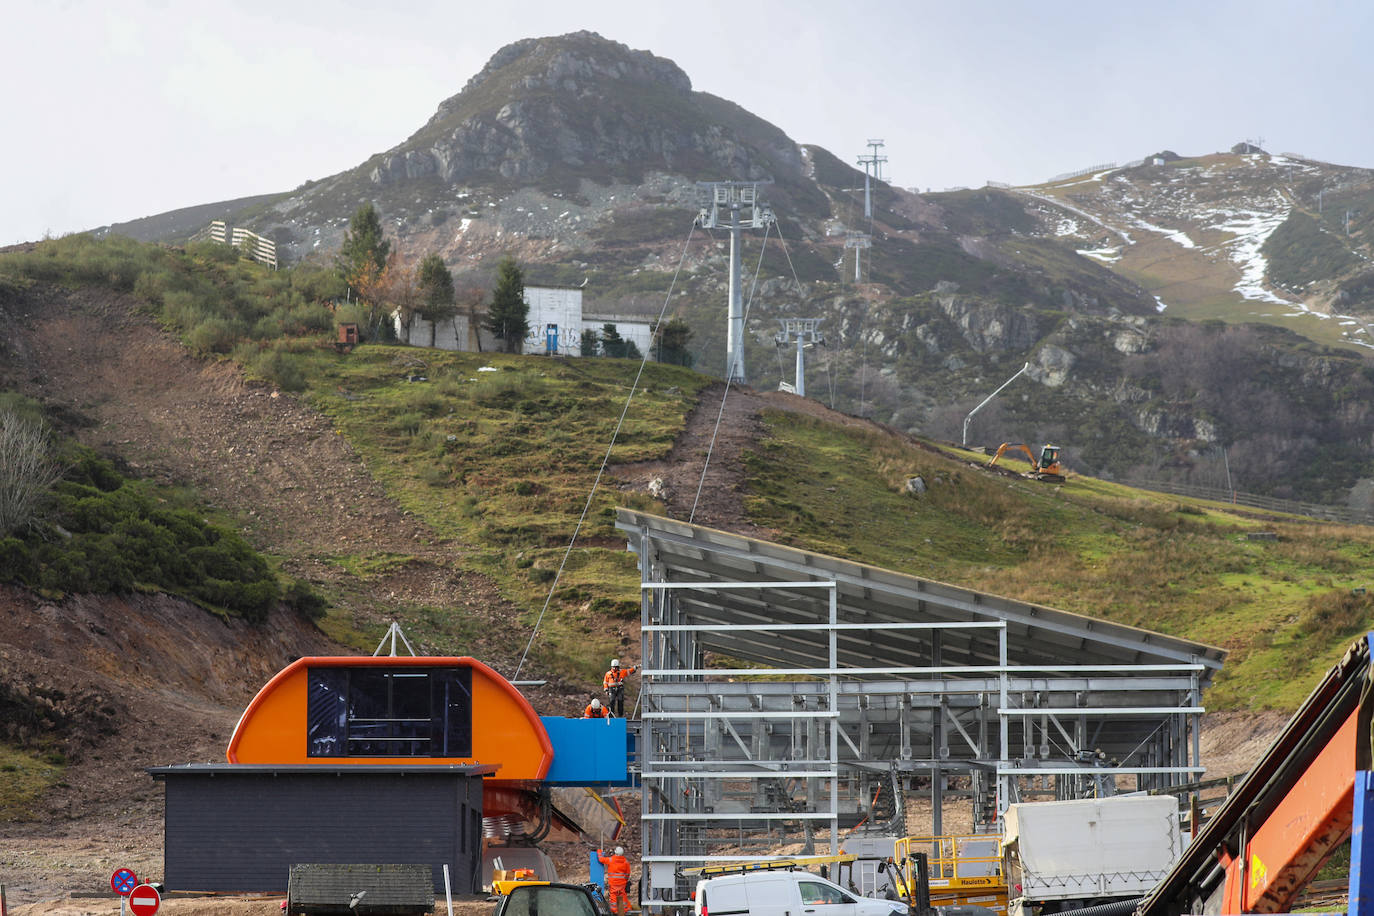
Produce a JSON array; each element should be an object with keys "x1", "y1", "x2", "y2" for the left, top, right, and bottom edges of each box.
[{"x1": 988, "y1": 443, "x2": 1037, "y2": 469}]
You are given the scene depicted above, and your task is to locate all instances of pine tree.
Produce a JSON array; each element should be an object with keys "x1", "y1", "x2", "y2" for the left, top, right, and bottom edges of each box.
[
  {"x1": 415, "y1": 254, "x2": 457, "y2": 347},
  {"x1": 656, "y1": 317, "x2": 694, "y2": 367},
  {"x1": 485, "y1": 256, "x2": 529, "y2": 353},
  {"x1": 337, "y1": 203, "x2": 391, "y2": 293}
]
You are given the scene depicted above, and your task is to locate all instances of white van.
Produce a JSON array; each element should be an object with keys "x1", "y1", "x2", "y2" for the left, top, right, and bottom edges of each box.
[{"x1": 694, "y1": 871, "x2": 909, "y2": 916}]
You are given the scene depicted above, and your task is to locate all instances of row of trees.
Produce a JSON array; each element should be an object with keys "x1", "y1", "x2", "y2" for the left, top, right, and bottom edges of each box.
[
  {"x1": 337, "y1": 203, "x2": 528, "y2": 352},
  {"x1": 336, "y1": 202, "x2": 693, "y2": 362}
]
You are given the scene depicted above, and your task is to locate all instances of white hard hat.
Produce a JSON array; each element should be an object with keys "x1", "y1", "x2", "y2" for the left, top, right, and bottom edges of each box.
[
  {"x1": 611, "y1": 658, "x2": 620, "y2": 667},
  {"x1": 591, "y1": 698, "x2": 601, "y2": 708},
  {"x1": 615, "y1": 846, "x2": 625, "y2": 856}
]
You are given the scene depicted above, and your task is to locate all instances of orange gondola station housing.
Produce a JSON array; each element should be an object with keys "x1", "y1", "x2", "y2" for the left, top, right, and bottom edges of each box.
[{"x1": 152, "y1": 651, "x2": 630, "y2": 894}]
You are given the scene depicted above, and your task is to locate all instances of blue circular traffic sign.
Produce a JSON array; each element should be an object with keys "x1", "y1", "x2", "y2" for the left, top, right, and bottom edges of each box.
[{"x1": 111, "y1": 868, "x2": 138, "y2": 895}]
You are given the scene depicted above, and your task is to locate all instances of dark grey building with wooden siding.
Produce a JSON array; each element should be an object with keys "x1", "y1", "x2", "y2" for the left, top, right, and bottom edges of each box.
[{"x1": 150, "y1": 764, "x2": 492, "y2": 894}]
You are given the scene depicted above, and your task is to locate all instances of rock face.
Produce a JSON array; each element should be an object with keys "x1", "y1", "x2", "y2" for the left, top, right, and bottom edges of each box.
[
  {"x1": 937, "y1": 294, "x2": 1040, "y2": 354},
  {"x1": 365, "y1": 31, "x2": 802, "y2": 190}
]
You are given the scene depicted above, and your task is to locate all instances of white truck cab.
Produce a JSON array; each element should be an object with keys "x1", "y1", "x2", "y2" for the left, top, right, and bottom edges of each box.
[{"x1": 694, "y1": 871, "x2": 909, "y2": 916}]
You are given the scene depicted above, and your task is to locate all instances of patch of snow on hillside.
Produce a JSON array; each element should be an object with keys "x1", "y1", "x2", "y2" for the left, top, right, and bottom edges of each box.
[
  {"x1": 1154, "y1": 296, "x2": 1169, "y2": 312},
  {"x1": 1132, "y1": 216, "x2": 1197, "y2": 249},
  {"x1": 1055, "y1": 217, "x2": 1084, "y2": 236},
  {"x1": 453, "y1": 218, "x2": 473, "y2": 242},
  {"x1": 1213, "y1": 204, "x2": 1293, "y2": 304},
  {"x1": 1020, "y1": 190, "x2": 1133, "y2": 244},
  {"x1": 1077, "y1": 247, "x2": 1122, "y2": 263}
]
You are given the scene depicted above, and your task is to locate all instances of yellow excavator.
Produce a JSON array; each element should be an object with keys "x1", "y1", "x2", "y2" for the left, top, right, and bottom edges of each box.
[{"x1": 986, "y1": 443, "x2": 1065, "y2": 483}]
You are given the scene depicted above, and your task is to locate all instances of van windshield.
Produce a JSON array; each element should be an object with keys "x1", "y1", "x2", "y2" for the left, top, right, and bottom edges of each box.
[{"x1": 503, "y1": 886, "x2": 599, "y2": 916}]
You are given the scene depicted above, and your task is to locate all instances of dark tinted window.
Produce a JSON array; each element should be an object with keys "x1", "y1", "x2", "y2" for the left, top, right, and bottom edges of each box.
[{"x1": 305, "y1": 666, "x2": 472, "y2": 757}]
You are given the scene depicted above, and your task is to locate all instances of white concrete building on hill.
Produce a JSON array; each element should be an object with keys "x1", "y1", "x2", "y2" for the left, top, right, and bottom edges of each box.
[{"x1": 394, "y1": 285, "x2": 652, "y2": 358}]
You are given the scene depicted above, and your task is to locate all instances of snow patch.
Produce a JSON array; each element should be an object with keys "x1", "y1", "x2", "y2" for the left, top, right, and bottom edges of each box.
[
  {"x1": 1154, "y1": 296, "x2": 1169, "y2": 313},
  {"x1": 1077, "y1": 247, "x2": 1122, "y2": 263},
  {"x1": 1131, "y1": 216, "x2": 1197, "y2": 249},
  {"x1": 1213, "y1": 203, "x2": 1294, "y2": 304}
]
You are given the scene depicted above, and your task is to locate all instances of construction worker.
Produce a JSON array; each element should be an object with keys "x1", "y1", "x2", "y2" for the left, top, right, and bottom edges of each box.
[
  {"x1": 584, "y1": 697, "x2": 609, "y2": 718},
  {"x1": 597, "y1": 845, "x2": 633, "y2": 916},
  {"x1": 602, "y1": 658, "x2": 637, "y2": 717}
]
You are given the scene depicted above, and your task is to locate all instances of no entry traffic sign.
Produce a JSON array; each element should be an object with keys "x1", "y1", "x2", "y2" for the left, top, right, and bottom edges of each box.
[
  {"x1": 110, "y1": 869, "x2": 138, "y2": 896},
  {"x1": 128, "y1": 884, "x2": 161, "y2": 916}
]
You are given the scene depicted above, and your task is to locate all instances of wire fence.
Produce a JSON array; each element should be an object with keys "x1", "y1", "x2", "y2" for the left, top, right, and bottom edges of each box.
[{"x1": 1134, "y1": 479, "x2": 1374, "y2": 526}]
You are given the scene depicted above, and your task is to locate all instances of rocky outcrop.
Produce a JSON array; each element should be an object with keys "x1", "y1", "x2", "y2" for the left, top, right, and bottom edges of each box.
[
  {"x1": 365, "y1": 31, "x2": 798, "y2": 190},
  {"x1": 936, "y1": 294, "x2": 1040, "y2": 354}
]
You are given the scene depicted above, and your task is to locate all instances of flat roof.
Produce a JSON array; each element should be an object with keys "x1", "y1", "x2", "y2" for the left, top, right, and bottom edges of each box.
[{"x1": 149, "y1": 763, "x2": 500, "y2": 778}]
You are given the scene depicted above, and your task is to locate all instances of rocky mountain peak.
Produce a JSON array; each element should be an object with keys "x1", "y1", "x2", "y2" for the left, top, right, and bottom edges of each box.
[
  {"x1": 364, "y1": 30, "x2": 795, "y2": 194},
  {"x1": 452, "y1": 31, "x2": 692, "y2": 104}
]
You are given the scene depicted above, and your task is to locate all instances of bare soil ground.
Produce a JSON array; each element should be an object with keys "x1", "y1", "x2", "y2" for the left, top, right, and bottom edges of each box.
[{"x1": 0, "y1": 285, "x2": 1288, "y2": 913}]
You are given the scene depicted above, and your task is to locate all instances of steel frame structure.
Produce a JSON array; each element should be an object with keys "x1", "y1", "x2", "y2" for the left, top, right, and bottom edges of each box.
[{"x1": 615, "y1": 510, "x2": 1225, "y2": 908}]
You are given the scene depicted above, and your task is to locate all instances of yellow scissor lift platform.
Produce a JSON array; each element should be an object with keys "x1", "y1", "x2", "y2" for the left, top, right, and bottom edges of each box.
[{"x1": 897, "y1": 835, "x2": 1008, "y2": 914}]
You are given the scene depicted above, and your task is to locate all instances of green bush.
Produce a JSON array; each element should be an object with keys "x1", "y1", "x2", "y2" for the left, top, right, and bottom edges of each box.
[
  {"x1": 1297, "y1": 588, "x2": 1374, "y2": 641},
  {"x1": 250, "y1": 345, "x2": 307, "y2": 392},
  {"x1": 1, "y1": 447, "x2": 283, "y2": 621},
  {"x1": 284, "y1": 579, "x2": 329, "y2": 619},
  {"x1": 187, "y1": 317, "x2": 240, "y2": 355}
]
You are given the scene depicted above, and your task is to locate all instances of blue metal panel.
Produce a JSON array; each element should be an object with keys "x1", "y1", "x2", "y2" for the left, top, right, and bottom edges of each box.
[
  {"x1": 1352, "y1": 770, "x2": 1374, "y2": 916},
  {"x1": 541, "y1": 716, "x2": 631, "y2": 786},
  {"x1": 589, "y1": 849, "x2": 607, "y2": 890}
]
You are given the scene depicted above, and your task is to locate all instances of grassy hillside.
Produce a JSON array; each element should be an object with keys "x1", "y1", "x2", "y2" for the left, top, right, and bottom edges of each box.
[
  {"x1": 3, "y1": 235, "x2": 1372, "y2": 709},
  {"x1": 741, "y1": 412, "x2": 1374, "y2": 710},
  {"x1": 288, "y1": 346, "x2": 708, "y2": 681}
]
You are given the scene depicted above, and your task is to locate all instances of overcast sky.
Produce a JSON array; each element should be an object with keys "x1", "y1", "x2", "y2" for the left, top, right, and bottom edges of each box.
[{"x1": 6, "y1": 0, "x2": 1370, "y2": 246}]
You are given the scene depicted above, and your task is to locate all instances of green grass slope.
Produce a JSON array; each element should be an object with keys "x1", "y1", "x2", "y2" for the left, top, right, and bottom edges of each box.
[
  {"x1": 3, "y1": 235, "x2": 1371, "y2": 711},
  {"x1": 740, "y1": 412, "x2": 1374, "y2": 710}
]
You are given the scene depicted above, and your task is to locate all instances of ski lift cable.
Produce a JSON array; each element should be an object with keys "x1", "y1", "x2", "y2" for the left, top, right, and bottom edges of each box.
[{"x1": 513, "y1": 218, "x2": 701, "y2": 680}]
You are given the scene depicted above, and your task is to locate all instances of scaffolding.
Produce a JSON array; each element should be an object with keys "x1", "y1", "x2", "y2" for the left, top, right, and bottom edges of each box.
[{"x1": 615, "y1": 510, "x2": 1224, "y2": 910}]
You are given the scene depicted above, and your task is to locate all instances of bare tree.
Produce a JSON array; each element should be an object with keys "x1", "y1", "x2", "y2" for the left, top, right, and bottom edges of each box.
[{"x1": 0, "y1": 409, "x2": 63, "y2": 536}]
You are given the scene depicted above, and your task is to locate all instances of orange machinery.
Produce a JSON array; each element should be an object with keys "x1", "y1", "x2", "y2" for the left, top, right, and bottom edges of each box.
[
  {"x1": 1137, "y1": 634, "x2": 1373, "y2": 915},
  {"x1": 986, "y1": 443, "x2": 1065, "y2": 482}
]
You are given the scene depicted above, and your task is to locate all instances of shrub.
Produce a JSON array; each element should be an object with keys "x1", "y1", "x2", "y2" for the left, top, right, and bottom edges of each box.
[
  {"x1": 250, "y1": 346, "x2": 307, "y2": 392},
  {"x1": 284, "y1": 579, "x2": 329, "y2": 619},
  {"x1": 0, "y1": 408, "x2": 63, "y2": 536},
  {"x1": 1297, "y1": 589, "x2": 1374, "y2": 641},
  {"x1": 187, "y1": 317, "x2": 240, "y2": 355},
  {"x1": 1, "y1": 447, "x2": 282, "y2": 620}
]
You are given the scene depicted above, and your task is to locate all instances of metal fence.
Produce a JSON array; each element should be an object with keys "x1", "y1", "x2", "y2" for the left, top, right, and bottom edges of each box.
[{"x1": 1134, "y1": 479, "x2": 1374, "y2": 526}]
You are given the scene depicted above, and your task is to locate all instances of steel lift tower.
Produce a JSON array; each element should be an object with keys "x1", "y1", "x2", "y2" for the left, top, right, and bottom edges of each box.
[
  {"x1": 844, "y1": 231, "x2": 871, "y2": 283},
  {"x1": 696, "y1": 182, "x2": 774, "y2": 385},
  {"x1": 775, "y1": 318, "x2": 824, "y2": 397},
  {"x1": 857, "y1": 139, "x2": 888, "y2": 220}
]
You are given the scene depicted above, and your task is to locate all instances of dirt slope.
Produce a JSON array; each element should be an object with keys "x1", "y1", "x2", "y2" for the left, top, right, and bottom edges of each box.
[{"x1": 0, "y1": 285, "x2": 585, "y2": 906}]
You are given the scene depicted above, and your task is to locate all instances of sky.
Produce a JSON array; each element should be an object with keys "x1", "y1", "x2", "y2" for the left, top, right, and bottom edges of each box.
[{"x1": 6, "y1": 0, "x2": 1373, "y2": 246}]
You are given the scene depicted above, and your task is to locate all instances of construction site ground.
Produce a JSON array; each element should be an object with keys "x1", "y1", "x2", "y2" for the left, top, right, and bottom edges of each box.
[{"x1": 0, "y1": 285, "x2": 1288, "y2": 913}]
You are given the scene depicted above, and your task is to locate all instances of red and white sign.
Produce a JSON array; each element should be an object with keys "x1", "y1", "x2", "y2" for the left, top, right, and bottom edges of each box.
[
  {"x1": 111, "y1": 868, "x2": 138, "y2": 896},
  {"x1": 128, "y1": 884, "x2": 161, "y2": 916}
]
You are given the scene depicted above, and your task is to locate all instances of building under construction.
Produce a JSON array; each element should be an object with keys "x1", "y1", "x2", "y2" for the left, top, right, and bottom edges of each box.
[{"x1": 614, "y1": 510, "x2": 1225, "y2": 905}]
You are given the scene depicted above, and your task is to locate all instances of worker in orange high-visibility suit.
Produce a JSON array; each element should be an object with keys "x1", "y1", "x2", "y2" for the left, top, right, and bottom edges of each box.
[
  {"x1": 602, "y1": 658, "x2": 637, "y2": 717},
  {"x1": 584, "y1": 697, "x2": 609, "y2": 718},
  {"x1": 598, "y1": 846, "x2": 633, "y2": 916}
]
